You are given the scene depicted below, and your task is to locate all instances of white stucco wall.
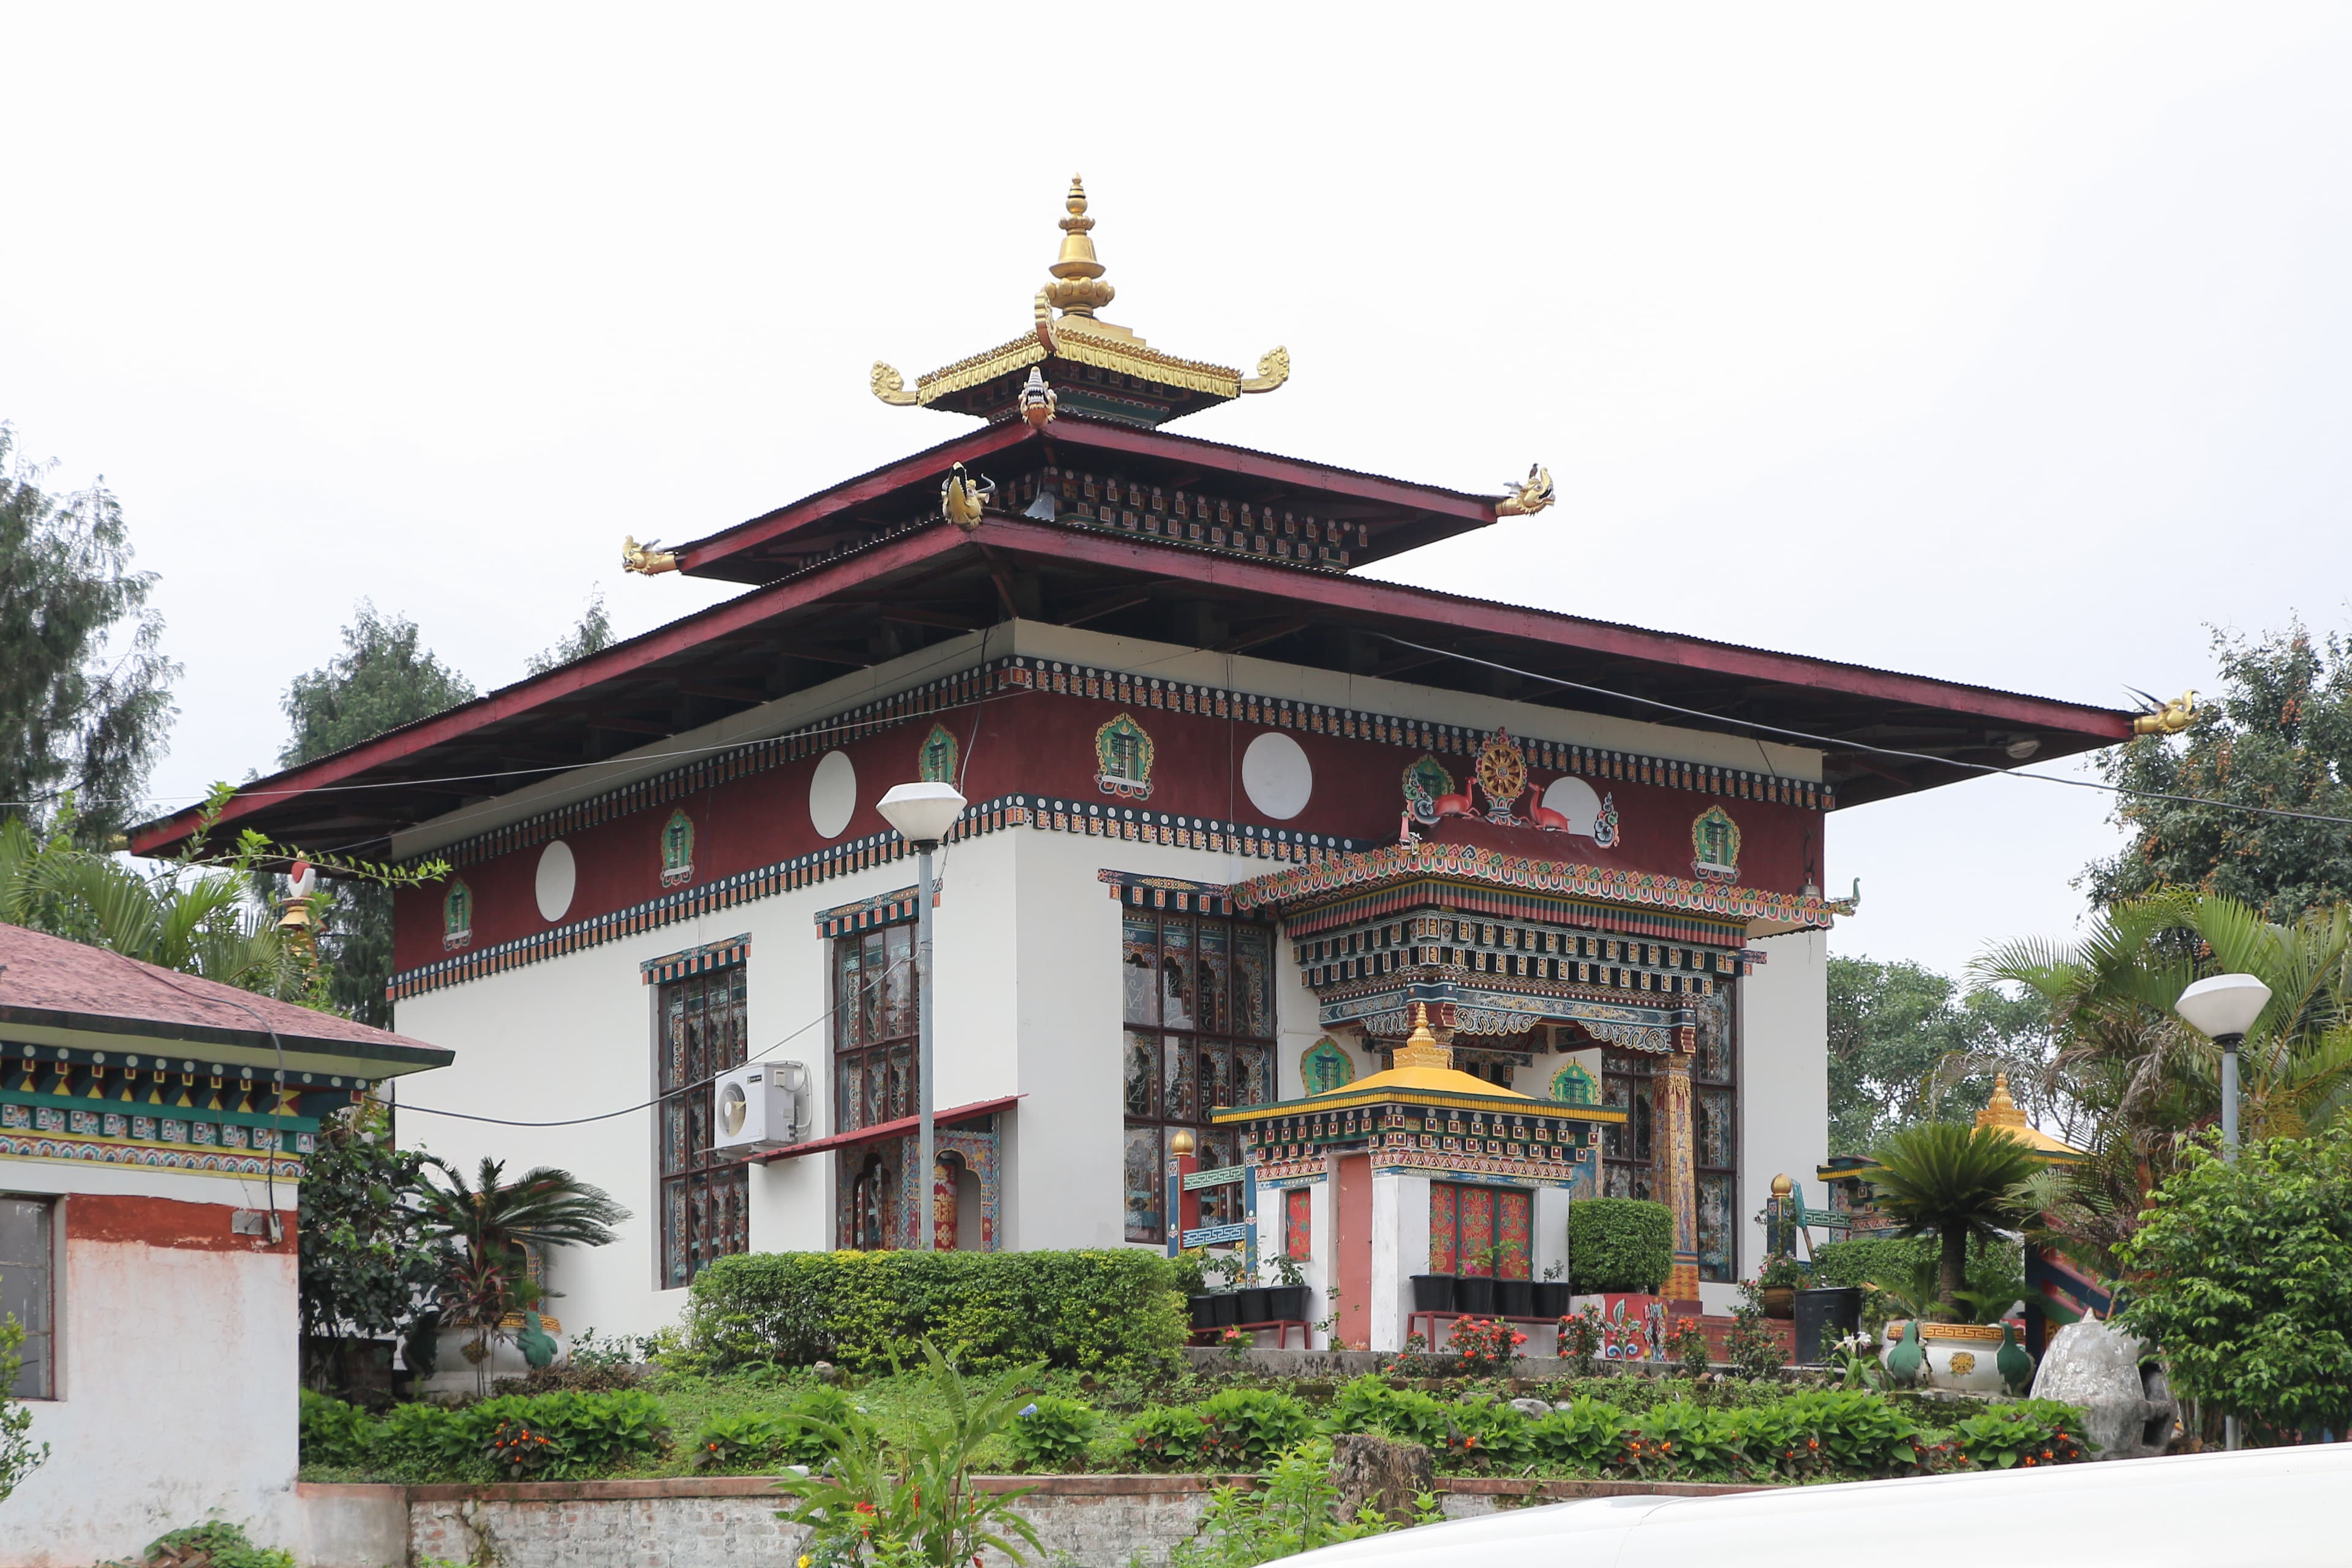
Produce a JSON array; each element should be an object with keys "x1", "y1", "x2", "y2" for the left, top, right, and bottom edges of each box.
[
  {"x1": 2, "y1": 1172, "x2": 302, "y2": 1568},
  {"x1": 1710, "y1": 925, "x2": 1830, "y2": 1314}
]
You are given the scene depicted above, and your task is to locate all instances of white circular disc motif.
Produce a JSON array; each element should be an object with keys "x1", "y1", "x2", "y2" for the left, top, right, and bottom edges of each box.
[
  {"x1": 1242, "y1": 731, "x2": 1313, "y2": 820},
  {"x1": 809, "y1": 750, "x2": 858, "y2": 839},
  {"x1": 534, "y1": 840, "x2": 577, "y2": 922},
  {"x1": 1542, "y1": 775, "x2": 1603, "y2": 835}
]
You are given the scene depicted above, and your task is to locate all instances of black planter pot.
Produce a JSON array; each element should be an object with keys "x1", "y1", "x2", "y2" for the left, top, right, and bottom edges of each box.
[
  {"x1": 1237, "y1": 1287, "x2": 1272, "y2": 1324},
  {"x1": 1793, "y1": 1286, "x2": 1863, "y2": 1365},
  {"x1": 1264, "y1": 1284, "x2": 1310, "y2": 1322},
  {"x1": 1210, "y1": 1290, "x2": 1240, "y2": 1327},
  {"x1": 1531, "y1": 1281, "x2": 1572, "y2": 1320},
  {"x1": 1496, "y1": 1279, "x2": 1535, "y2": 1319},
  {"x1": 1409, "y1": 1273, "x2": 1457, "y2": 1313},
  {"x1": 1455, "y1": 1275, "x2": 1498, "y2": 1315},
  {"x1": 1189, "y1": 1293, "x2": 1219, "y2": 1331}
]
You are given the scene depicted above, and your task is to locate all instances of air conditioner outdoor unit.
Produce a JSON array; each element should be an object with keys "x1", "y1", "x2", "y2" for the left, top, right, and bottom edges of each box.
[{"x1": 714, "y1": 1061, "x2": 806, "y2": 1153}]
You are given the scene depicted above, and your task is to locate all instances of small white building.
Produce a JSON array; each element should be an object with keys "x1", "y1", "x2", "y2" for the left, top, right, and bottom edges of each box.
[
  {"x1": 0, "y1": 921, "x2": 451, "y2": 1565},
  {"x1": 131, "y1": 181, "x2": 2136, "y2": 1349}
]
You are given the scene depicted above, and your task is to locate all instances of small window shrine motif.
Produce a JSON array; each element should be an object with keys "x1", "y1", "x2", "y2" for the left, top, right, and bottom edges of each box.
[
  {"x1": 1284, "y1": 1187, "x2": 1312, "y2": 1261},
  {"x1": 1121, "y1": 908, "x2": 1275, "y2": 1242},
  {"x1": 660, "y1": 810, "x2": 696, "y2": 888},
  {"x1": 1691, "y1": 805, "x2": 1742, "y2": 881},
  {"x1": 918, "y1": 722, "x2": 959, "y2": 784},
  {"x1": 1429, "y1": 1182, "x2": 1531, "y2": 1280},
  {"x1": 1550, "y1": 1061, "x2": 1598, "y2": 1104},
  {"x1": 656, "y1": 964, "x2": 750, "y2": 1287},
  {"x1": 442, "y1": 881, "x2": 473, "y2": 951},
  {"x1": 1095, "y1": 712, "x2": 1156, "y2": 800},
  {"x1": 1302, "y1": 1038, "x2": 1354, "y2": 1095},
  {"x1": 834, "y1": 922, "x2": 917, "y2": 1134},
  {"x1": 1400, "y1": 755, "x2": 1455, "y2": 824}
]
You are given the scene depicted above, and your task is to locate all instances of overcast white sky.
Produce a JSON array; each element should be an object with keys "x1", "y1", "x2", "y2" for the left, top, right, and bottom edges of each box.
[{"x1": 4, "y1": 4, "x2": 2348, "y2": 979}]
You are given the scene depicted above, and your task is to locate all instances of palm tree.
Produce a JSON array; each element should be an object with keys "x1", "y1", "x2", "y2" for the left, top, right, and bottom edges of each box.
[
  {"x1": 418, "y1": 1156, "x2": 629, "y2": 1275},
  {"x1": 1866, "y1": 1123, "x2": 2040, "y2": 1321}
]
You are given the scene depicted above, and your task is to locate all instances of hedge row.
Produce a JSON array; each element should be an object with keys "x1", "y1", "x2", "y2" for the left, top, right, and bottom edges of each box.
[
  {"x1": 299, "y1": 1389, "x2": 671, "y2": 1481},
  {"x1": 682, "y1": 1249, "x2": 1188, "y2": 1374},
  {"x1": 1568, "y1": 1199, "x2": 1674, "y2": 1293}
]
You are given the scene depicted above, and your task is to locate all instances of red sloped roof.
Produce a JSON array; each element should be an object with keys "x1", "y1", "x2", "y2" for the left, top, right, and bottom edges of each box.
[{"x1": 0, "y1": 921, "x2": 453, "y2": 1073}]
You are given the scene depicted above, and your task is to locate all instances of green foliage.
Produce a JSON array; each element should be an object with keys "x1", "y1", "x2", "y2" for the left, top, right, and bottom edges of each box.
[
  {"x1": 1006, "y1": 1394, "x2": 1097, "y2": 1472},
  {"x1": 1170, "y1": 1438, "x2": 1436, "y2": 1568},
  {"x1": 299, "y1": 1389, "x2": 374, "y2": 1469},
  {"x1": 298, "y1": 1112, "x2": 446, "y2": 1390},
  {"x1": 143, "y1": 1521, "x2": 295, "y2": 1568},
  {"x1": 1947, "y1": 1401, "x2": 2092, "y2": 1469},
  {"x1": 1528, "y1": 1397, "x2": 1628, "y2": 1471},
  {"x1": 1725, "y1": 1282, "x2": 1787, "y2": 1382},
  {"x1": 774, "y1": 1340, "x2": 1046, "y2": 1568},
  {"x1": 1325, "y1": 1376, "x2": 1452, "y2": 1450},
  {"x1": 2117, "y1": 1127, "x2": 2352, "y2": 1436},
  {"x1": 0, "y1": 1307, "x2": 49, "y2": 1503},
  {"x1": 689, "y1": 1386, "x2": 868, "y2": 1471},
  {"x1": 1866, "y1": 1123, "x2": 2040, "y2": 1319},
  {"x1": 1625, "y1": 1402, "x2": 1744, "y2": 1480},
  {"x1": 1561, "y1": 1302, "x2": 1601, "y2": 1377},
  {"x1": 1567, "y1": 1199, "x2": 1673, "y2": 1293},
  {"x1": 0, "y1": 424, "x2": 177, "y2": 842},
  {"x1": 526, "y1": 591, "x2": 616, "y2": 676},
  {"x1": 1812, "y1": 1234, "x2": 2026, "y2": 1329},
  {"x1": 684, "y1": 1250, "x2": 1187, "y2": 1376},
  {"x1": 1192, "y1": 1389, "x2": 1319, "y2": 1470},
  {"x1": 1828, "y1": 956, "x2": 2054, "y2": 1156},
  {"x1": 1740, "y1": 1389, "x2": 1929, "y2": 1479},
  {"x1": 2085, "y1": 622, "x2": 2352, "y2": 923},
  {"x1": 298, "y1": 1389, "x2": 671, "y2": 1480},
  {"x1": 1668, "y1": 1315, "x2": 1710, "y2": 1380},
  {"x1": 274, "y1": 600, "x2": 477, "y2": 1025}
]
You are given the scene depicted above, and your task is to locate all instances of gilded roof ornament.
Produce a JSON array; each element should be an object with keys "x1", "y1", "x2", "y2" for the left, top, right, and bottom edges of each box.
[
  {"x1": 1496, "y1": 464, "x2": 1556, "y2": 517},
  {"x1": 868, "y1": 177, "x2": 1291, "y2": 428},
  {"x1": 1392, "y1": 1003, "x2": 1454, "y2": 1071},
  {"x1": 941, "y1": 462, "x2": 995, "y2": 532},
  {"x1": 2128, "y1": 687, "x2": 2198, "y2": 736},
  {"x1": 620, "y1": 535, "x2": 679, "y2": 576},
  {"x1": 1017, "y1": 368, "x2": 1058, "y2": 429}
]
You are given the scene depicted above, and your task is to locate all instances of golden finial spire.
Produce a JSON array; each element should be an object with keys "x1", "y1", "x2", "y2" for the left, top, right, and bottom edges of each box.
[
  {"x1": 1392, "y1": 1003, "x2": 1454, "y2": 1071},
  {"x1": 1976, "y1": 1072, "x2": 2029, "y2": 1130},
  {"x1": 1044, "y1": 174, "x2": 1115, "y2": 318}
]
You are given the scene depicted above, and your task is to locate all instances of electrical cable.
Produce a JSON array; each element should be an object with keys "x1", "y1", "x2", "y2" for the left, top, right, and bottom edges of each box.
[{"x1": 1367, "y1": 631, "x2": 2352, "y2": 830}]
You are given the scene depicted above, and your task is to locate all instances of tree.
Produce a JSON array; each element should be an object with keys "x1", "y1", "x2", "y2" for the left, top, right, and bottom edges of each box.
[
  {"x1": 277, "y1": 603, "x2": 476, "y2": 1025},
  {"x1": 417, "y1": 1157, "x2": 627, "y2": 1378},
  {"x1": 296, "y1": 1110, "x2": 447, "y2": 1393},
  {"x1": 2117, "y1": 1126, "x2": 2352, "y2": 1440},
  {"x1": 1827, "y1": 956, "x2": 2056, "y2": 1155},
  {"x1": 525, "y1": 590, "x2": 614, "y2": 676},
  {"x1": 0, "y1": 1306, "x2": 48, "y2": 1505},
  {"x1": 2084, "y1": 620, "x2": 2352, "y2": 923},
  {"x1": 0, "y1": 425, "x2": 178, "y2": 842},
  {"x1": 1864, "y1": 1123, "x2": 2040, "y2": 1321}
]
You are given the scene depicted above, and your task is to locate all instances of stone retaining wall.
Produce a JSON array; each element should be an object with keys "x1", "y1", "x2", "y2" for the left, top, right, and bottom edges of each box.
[{"x1": 303, "y1": 1474, "x2": 1764, "y2": 1568}]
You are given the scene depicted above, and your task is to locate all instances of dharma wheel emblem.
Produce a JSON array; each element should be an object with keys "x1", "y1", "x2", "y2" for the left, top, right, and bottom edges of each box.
[{"x1": 1474, "y1": 729, "x2": 1529, "y2": 818}]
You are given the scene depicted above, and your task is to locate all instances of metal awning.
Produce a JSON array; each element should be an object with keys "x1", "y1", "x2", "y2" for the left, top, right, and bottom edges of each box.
[{"x1": 747, "y1": 1094, "x2": 1022, "y2": 1164}]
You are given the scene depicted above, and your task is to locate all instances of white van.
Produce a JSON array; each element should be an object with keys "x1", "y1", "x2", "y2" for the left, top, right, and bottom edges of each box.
[{"x1": 1272, "y1": 1446, "x2": 2348, "y2": 1568}]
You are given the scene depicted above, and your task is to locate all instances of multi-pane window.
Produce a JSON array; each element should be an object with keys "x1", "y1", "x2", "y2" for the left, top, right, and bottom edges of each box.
[
  {"x1": 657, "y1": 968, "x2": 750, "y2": 1288},
  {"x1": 1601, "y1": 1049, "x2": 1655, "y2": 1200},
  {"x1": 1120, "y1": 911, "x2": 1276, "y2": 1244},
  {"x1": 0, "y1": 1196, "x2": 53, "y2": 1398},
  {"x1": 834, "y1": 924, "x2": 916, "y2": 1134},
  {"x1": 1429, "y1": 1182, "x2": 1531, "y2": 1280},
  {"x1": 1693, "y1": 991, "x2": 1738, "y2": 1283}
]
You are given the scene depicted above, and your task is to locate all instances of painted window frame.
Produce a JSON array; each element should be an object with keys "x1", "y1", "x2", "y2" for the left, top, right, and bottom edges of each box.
[
  {"x1": 1428, "y1": 1181, "x2": 1532, "y2": 1280},
  {"x1": 655, "y1": 965, "x2": 750, "y2": 1289},
  {"x1": 831, "y1": 921, "x2": 918, "y2": 1136},
  {"x1": 1692, "y1": 989, "x2": 1739, "y2": 1284},
  {"x1": 1120, "y1": 909, "x2": 1278, "y2": 1244},
  {"x1": 0, "y1": 1193, "x2": 57, "y2": 1399}
]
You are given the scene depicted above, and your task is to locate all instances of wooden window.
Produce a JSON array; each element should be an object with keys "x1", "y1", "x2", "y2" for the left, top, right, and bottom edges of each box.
[
  {"x1": 1601, "y1": 1050, "x2": 1656, "y2": 1200},
  {"x1": 834, "y1": 924, "x2": 916, "y2": 1136},
  {"x1": 0, "y1": 1196, "x2": 53, "y2": 1398},
  {"x1": 1694, "y1": 990, "x2": 1738, "y2": 1283},
  {"x1": 1121, "y1": 910, "x2": 1277, "y2": 1243},
  {"x1": 1429, "y1": 1182, "x2": 1531, "y2": 1280},
  {"x1": 1284, "y1": 1187, "x2": 1313, "y2": 1261},
  {"x1": 657, "y1": 967, "x2": 749, "y2": 1288}
]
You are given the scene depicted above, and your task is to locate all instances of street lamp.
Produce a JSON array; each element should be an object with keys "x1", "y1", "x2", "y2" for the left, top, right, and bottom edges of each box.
[
  {"x1": 2175, "y1": 973, "x2": 2272, "y2": 1163},
  {"x1": 876, "y1": 780, "x2": 967, "y2": 1251}
]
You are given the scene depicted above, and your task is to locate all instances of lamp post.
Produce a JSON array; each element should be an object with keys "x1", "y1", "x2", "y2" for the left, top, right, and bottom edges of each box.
[
  {"x1": 876, "y1": 780, "x2": 967, "y2": 1252},
  {"x1": 2174, "y1": 970, "x2": 2271, "y2": 1452}
]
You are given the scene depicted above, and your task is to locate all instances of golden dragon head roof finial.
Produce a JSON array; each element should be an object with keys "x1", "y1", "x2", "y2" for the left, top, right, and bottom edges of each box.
[{"x1": 1044, "y1": 174, "x2": 1115, "y2": 318}]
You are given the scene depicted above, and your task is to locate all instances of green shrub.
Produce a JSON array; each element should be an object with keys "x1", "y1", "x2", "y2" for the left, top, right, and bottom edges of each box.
[
  {"x1": 1811, "y1": 1234, "x2": 2024, "y2": 1327},
  {"x1": 690, "y1": 1386, "x2": 869, "y2": 1472},
  {"x1": 447, "y1": 1390, "x2": 671, "y2": 1480},
  {"x1": 1947, "y1": 1400, "x2": 2093, "y2": 1469},
  {"x1": 1325, "y1": 1376, "x2": 1451, "y2": 1449},
  {"x1": 683, "y1": 1250, "x2": 1187, "y2": 1375},
  {"x1": 1444, "y1": 1399, "x2": 1537, "y2": 1471},
  {"x1": 1567, "y1": 1200, "x2": 1673, "y2": 1293},
  {"x1": 145, "y1": 1523, "x2": 293, "y2": 1568},
  {"x1": 1125, "y1": 1404, "x2": 1210, "y2": 1469},
  {"x1": 298, "y1": 1390, "x2": 372, "y2": 1469},
  {"x1": 1007, "y1": 1394, "x2": 1098, "y2": 1471},
  {"x1": 1627, "y1": 1403, "x2": 1742, "y2": 1480},
  {"x1": 372, "y1": 1401, "x2": 474, "y2": 1477},
  {"x1": 1528, "y1": 1397, "x2": 1629, "y2": 1471},
  {"x1": 1193, "y1": 1389, "x2": 1317, "y2": 1469},
  {"x1": 1740, "y1": 1389, "x2": 1926, "y2": 1479}
]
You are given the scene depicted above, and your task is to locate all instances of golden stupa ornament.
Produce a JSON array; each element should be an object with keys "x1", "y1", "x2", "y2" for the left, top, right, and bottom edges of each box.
[
  {"x1": 869, "y1": 176, "x2": 1291, "y2": 427},
  {"x1": 1392, "y1": 1003, "x2": 1455, "y2": 1071}
]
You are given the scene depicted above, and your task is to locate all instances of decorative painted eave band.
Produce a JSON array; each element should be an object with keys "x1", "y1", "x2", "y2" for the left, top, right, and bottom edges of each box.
[
  {"x1": 388, "y1": 793, "x2": 1360, "y2": 1003},
  {"x1": 0, "y1": 1130, "x2": 304, "y2": 1181},
  {"x1": 1278, "y1": 876, "x2": 1754, "y2": 949},
  {"x1": 640, "y1": 934, "x2": 752, "y2": 987},
  {"x1": 1231, "y1": 842, "x2": 1838, "y2": 933},
  {"x1": 815, "y1": 889, "x2": 919, "y2": 938},
  {"x1": 1213, "y1": 1088, "x2": 1626, "y2": 1126},
  {"x1": 412, "y1": 654, "x2": 1829, "y2": 876},
  {"x1": 1098, "y1": 869, "x2": 1235, "y2": 916}
]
